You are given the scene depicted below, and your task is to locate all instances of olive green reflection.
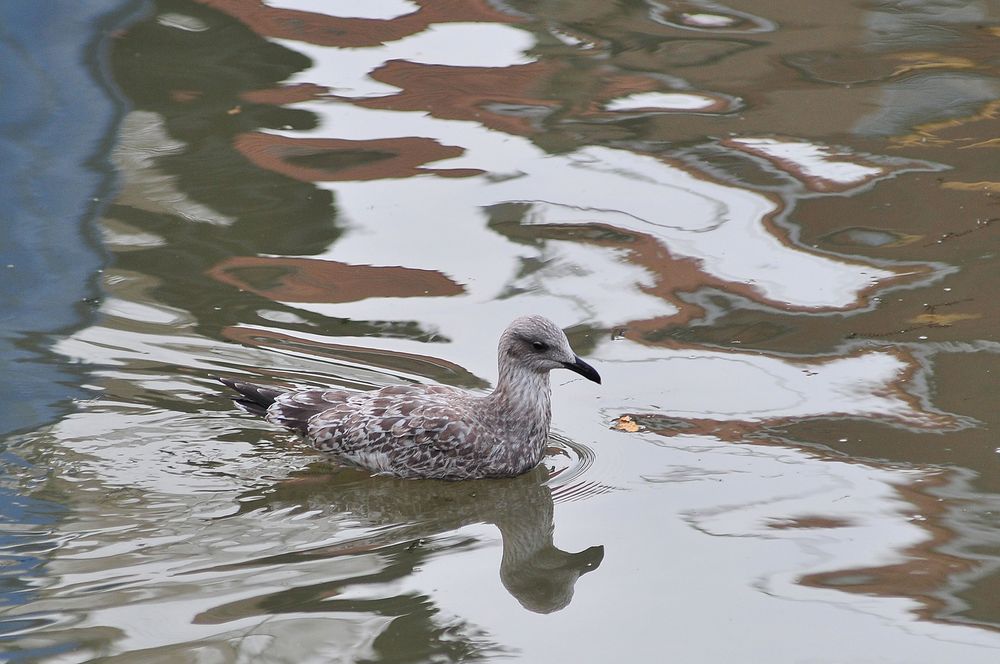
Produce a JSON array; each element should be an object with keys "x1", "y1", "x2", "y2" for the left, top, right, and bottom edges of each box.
[{"x1": 208, "y1": 465, "x2": 603, "y2": 618}]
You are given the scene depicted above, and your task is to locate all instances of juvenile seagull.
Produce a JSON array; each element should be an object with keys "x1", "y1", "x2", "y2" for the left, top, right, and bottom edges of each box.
[{"x1": 220, "y1": 315, "x2": 601, "y2": 480}]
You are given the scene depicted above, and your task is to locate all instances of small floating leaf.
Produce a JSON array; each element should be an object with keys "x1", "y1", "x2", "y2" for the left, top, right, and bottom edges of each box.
[
  {"x1": 611, "y1": 415, "x2": 641, "y2": 432},
  {"x1": 908, "y1": 313, "x2": 980, "y2": 326}
]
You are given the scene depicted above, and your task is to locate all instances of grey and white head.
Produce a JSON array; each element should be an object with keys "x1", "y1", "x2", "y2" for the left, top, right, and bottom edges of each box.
[{"x1": 498, "y1": 315, "x2": 601, "y2": 384}]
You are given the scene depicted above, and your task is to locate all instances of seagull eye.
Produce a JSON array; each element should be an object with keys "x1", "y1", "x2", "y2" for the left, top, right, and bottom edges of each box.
[{"x1": 531, "y1": 340, "x2": 548, "y2": 352}]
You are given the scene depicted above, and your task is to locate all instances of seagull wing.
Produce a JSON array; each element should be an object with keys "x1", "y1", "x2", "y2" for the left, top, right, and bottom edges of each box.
[
  {"x1": 306, "y1": 388, "x2": 483, "y2": 478},
  {"x1": 266, "y1": 388, "x2": 353, "y2": 434}
]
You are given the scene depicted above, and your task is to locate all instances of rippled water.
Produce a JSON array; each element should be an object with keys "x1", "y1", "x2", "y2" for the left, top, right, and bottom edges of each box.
[{"x1": 3, "y1": 0, "x2": 1000, "y2": 661}]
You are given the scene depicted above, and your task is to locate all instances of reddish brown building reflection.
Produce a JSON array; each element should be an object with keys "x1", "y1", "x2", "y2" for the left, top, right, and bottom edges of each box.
[{"x1": 210, "y1": 255, "x2": 463, "y2": 303}]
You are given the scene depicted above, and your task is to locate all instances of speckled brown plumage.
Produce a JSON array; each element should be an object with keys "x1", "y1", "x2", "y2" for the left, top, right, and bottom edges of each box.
[{"x1": 220, "y1": 315, "x2": 601, "y2": 480}]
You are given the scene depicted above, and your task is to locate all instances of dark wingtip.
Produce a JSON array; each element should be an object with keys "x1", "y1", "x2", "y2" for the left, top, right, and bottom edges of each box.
[
  {"x1": 217, "y1": 376, "x2": 284, "y2": 415},
  {"x1": 563, "y1": 355, "x2": 601, "y2": 384}
]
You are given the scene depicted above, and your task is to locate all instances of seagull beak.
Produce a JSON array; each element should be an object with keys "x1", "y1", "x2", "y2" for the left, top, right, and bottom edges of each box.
[{"x1": 562, "y1": 355, "x2": 601, "y2": 384}]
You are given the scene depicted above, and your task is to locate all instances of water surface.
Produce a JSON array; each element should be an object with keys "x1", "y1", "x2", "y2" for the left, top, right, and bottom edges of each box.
[{"x1": 3, "y1": 0, "x2": 1000, "y2": 661}]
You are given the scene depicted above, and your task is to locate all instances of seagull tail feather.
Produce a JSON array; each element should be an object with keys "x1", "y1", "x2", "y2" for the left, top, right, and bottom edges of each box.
[{"x1": 218, "y1": 377, "x2": 283, "y2": 418}]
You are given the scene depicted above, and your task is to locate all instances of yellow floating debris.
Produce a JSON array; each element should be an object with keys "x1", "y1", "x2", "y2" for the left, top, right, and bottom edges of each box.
[
  {"x1": 611, "y1": 415, "x2": 640, "y2": 432},
  {"x1": 909, "y1": 313, "x2": 981, "y2": 326}
]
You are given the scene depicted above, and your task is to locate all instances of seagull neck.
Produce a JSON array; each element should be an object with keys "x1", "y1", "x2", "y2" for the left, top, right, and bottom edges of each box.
[{"x1": 490, "y1": 358, "x2": 552, "y2": 419}]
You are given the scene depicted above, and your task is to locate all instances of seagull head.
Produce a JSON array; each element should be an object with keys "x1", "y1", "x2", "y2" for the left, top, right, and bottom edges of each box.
[{"x1": 501, "y1": 315, "x2": 601, "y2": 384}]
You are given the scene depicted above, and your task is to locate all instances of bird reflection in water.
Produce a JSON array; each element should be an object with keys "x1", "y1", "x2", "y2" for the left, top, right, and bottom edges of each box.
[{"x1": 200, "y1": 463, "x2": 603, "y2": 625}]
